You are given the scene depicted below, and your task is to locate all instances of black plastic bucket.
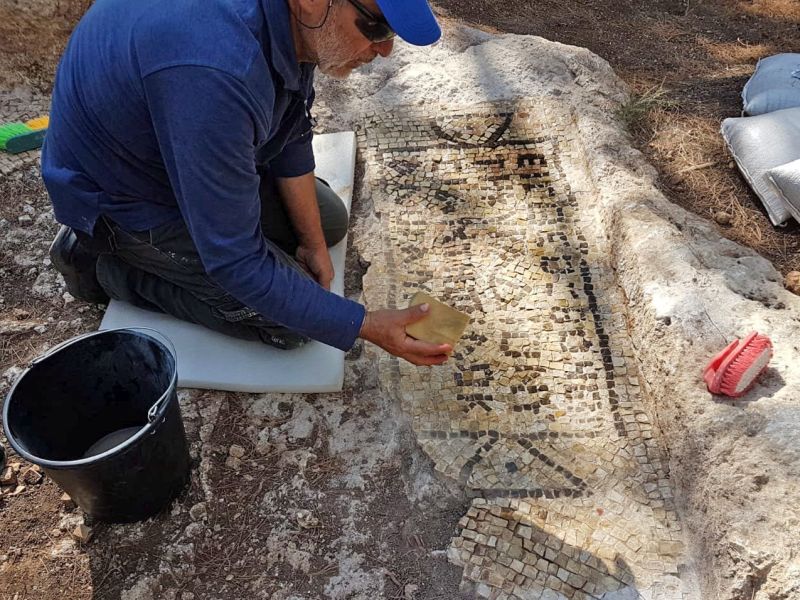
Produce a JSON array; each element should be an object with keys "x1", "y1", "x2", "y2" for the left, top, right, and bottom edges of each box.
[{"x1": 2, "y1": 328, "x2": 190, "y2": 522}]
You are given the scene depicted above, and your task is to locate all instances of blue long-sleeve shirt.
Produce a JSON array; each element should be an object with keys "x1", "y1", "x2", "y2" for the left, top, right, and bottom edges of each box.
[{"x1": 42, "y1": 0, "x2": 366, "y2": 351}]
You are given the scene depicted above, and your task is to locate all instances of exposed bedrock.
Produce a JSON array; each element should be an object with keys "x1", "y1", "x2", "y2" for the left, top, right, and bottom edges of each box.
[{"x1": 317, "y1": 24, "x2": 800, "y2": 600}]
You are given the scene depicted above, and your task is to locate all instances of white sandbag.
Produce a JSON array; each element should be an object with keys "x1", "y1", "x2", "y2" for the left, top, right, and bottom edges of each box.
[
  {"x1": 742, "y1": 53, "x2": 800, "y2": 116},
  {"x1": 720, "y1": 107, "x2": 800, "y2": 226},
  {"x1": 767, "y1": 158, "x2": 800, "y2": 222}
]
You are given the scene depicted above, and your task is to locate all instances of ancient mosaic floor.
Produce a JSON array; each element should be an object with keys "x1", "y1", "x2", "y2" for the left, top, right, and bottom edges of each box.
[{"x1": 359, "y1": 102, "x2": 697, "y2": 600}]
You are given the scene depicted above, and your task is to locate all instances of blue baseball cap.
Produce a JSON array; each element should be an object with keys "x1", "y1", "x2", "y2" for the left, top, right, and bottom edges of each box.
[{"x1": 375, "y1": 0, "x2": 442, "y2": 46}]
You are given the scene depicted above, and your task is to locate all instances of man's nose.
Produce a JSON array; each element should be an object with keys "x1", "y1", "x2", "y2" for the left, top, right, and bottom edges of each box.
[{"x1": 373, "y1": 38, "x2": 394, "y2": 57}]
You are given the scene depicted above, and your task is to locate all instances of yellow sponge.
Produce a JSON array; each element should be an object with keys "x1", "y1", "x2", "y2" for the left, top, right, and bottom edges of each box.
[
  {"x1": 405, "y1": 291, "x2": 470, "y2": 347},
  {"x1": 25, "y1": 116, "x2": 50, "y2": 131}
]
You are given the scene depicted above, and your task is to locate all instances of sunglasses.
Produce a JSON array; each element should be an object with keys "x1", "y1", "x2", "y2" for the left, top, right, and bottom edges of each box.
[{"x1": 345, "y1": 0, "x2": 397, "y2": 43}]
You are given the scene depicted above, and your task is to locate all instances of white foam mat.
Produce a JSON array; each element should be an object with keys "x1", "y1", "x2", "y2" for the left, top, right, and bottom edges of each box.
[{"x1": 99, "y1": 131, "x2": 357, "y2": 393}]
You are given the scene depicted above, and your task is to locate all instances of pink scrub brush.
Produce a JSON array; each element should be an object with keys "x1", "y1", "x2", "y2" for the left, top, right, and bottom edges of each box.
[{"x1": 703, "y1": 331, "x2": 773, "y2": 398}]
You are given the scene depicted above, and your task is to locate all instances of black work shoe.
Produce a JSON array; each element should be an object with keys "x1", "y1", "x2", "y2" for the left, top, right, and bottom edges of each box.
[{"x1": 49, "y1": 225, "x2": 110, "y2": 304}]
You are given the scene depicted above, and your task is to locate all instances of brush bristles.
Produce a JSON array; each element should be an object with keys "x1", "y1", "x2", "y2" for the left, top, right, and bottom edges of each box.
[
  {"x1": 0, "y1": 123, "x2": 32, "y2": 150},
  {"x1": 25, "y1": 116, "x2": 49, "y2": 131},
  {"x1": 720, "y1": 337, "x2": 773, "y2": 396}
]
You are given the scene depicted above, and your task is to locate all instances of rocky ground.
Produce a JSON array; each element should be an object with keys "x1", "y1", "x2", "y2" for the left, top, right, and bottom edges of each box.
[{"x1": 2, "y1": 1, "x2": 800, "y2": 600}]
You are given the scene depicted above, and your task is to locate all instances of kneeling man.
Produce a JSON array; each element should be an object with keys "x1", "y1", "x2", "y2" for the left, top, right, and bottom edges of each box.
[{"x1": 43, "y1": 0, "x2": 450, "y2": 365}]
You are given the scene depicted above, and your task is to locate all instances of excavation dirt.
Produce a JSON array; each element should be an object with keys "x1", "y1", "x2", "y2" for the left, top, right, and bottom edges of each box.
[{"x1": 1, "y1": 1, "x2": 800, "y2": 600}]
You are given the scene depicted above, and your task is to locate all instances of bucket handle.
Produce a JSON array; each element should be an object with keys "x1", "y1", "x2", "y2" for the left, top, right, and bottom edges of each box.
[
  {"x1": 31, "y1": 327, "x2": 177, "y2": 425},
  {"x1": 122, "y1": 327, "x2": 178, "y2": 425}
]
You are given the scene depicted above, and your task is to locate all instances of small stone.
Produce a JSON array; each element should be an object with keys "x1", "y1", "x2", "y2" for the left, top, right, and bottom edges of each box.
[
  {"x1": 20, "y1": 465, "x2": 43, "y2": 485},
  {"x1": 72, "y1": 524, "x2": 94, "y2": 543},
  {"x1": 225, "y1": 574, "x2": 234, "y2": 581},
  {"x1": 8, "y1": 485, "x2": 26, "y2": 497},
  {"x1": 34, "y1": 325, "x2": 47, "y2": 334},
  {"x1": 255, "y1": 440, "x2": 273, "y2": 455},
  {"x1": 713, "y1": 211, "x2": 732, "y2": 226},
  {"x1": 11, "y1": 308, "x2": 30, "y2": 320},
  {"x1": 295, "y1": 509, "x2": 319, "y2": 529},
  {"x1": 0, "y1": 320, "x2": 37, "y2": 335},
  {"x1": 228, "y1": 444, "x2": 246, "y2": 459},
  {"x1": 403, "y1": 583, "x2": 419, "y2": 600},
  {"x1": 225, "y1": 456, "x2": 242, "y2": 470},
  {"x1": 0, "y1": 467, "x2": 17, "y2": 487},
  {"x1": 62, "y1": 292, "x2": 75, "y2": 304},
  {"x1": 189, "y1": 502, "x2": 208, "y2": 521},
  {"x1": 61, "y1": 493, "x2": 76, "y2": 511},
  {"x1": 785, "y1": 271, "x2": 800, "y2": 295}
]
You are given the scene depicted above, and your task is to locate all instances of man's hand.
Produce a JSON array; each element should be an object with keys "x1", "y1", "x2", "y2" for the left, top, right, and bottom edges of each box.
[
  {"x1": 359, "y1": 304, "x2": 452, "y2": 366},
  {"x1": 296, "y1": 243, "x2": 334, "y2": 290},
  {"x1": 275, "y1": 173, "x2": 333, "y2": 288}
]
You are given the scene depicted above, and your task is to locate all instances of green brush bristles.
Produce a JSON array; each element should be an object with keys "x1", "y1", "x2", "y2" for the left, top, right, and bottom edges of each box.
[{"x1": 0, "y1": 123, "x2": 33, "y2": 151}]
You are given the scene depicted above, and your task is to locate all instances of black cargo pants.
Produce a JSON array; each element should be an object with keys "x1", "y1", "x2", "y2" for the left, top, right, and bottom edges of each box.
[{"x1": 93, "y1": 176, "x2": 348, "y2": 350}]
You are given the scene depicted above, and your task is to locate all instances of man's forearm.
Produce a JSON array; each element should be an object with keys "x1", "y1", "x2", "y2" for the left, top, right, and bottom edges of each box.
[{"x1": 275, "y1": 172, "x2": 326, "y2": 249}]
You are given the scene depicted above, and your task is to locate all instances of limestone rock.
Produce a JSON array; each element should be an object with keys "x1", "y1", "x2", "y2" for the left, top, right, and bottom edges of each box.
[
  {"x1": 295, "y1": 509, "x2": 319, "y2": 530},
  {"x1": 189, "y1": 502, "x2": 207, "y2": 521},
  {"x1": 785, "y1": 271, "x2": 800, "y2": 295},
  {"x1": 11, "y1": 308, "x2": 30, "y2": 320},
  {"x1": 713, "y1": 211, "x2": 733, "y2": 226},
  {"x1": 61, "y1": 493, "x2": 76, "y2": 511},
  {"x1": 224, "y1": 455, "x2": 242, "y2": 471},
  {"x1": 255, "y1": 440, "x2": 273, "y2": 456},
  {"x1": 20, "y1": 465, "x2": 43, "y2": 485},
  {"x1": 0, "y1": 319, "x2": 37, "y2": 335},
  {"x1": 0, "y1": 466, "x2": 16, "y2": 487},
  {"x1": 7, "y1": 485, "x2": 25, "y2": 497},
  {"x1": 72, "y1": 524, "x2": 93, "y2": 543}
]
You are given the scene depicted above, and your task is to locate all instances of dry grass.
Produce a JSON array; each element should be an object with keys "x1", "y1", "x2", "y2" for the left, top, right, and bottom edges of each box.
[
  {"x1": 643, "y1": 106, "x2": 800, "y2": 272},
  {"x1": 615, "y1": 82, "x2": 677, "y2": 135}
]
